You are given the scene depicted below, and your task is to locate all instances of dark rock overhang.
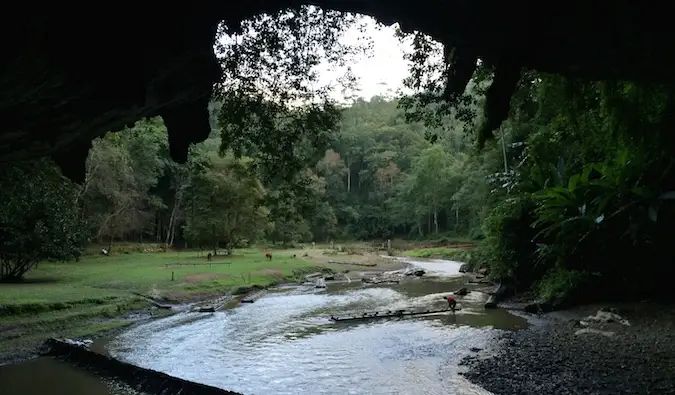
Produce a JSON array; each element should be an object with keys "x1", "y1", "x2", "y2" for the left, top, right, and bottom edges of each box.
[{"x1": 2, "y1": 2, "x2": 674, "y2": 182}]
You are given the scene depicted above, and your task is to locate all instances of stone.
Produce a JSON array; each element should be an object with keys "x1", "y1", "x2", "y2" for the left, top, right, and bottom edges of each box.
[
  {"x1": 458, "y1": 263, "x2": 471, "y2": 273},
  {"x1": 524, "y1": 301, "x2": 553, "y2": 314},
  {"x1": 574, "y1": 328, "x2": 616, "y2": 338},
  {"x1": 404, "y1": 268, "x2": 426, "y2": 277},
  {"x1": 455, "y1": 287, "x2": 469, "y2": 296},
  {"x1": 585, "y1": 309, "x2": 631, "y2": 326}
]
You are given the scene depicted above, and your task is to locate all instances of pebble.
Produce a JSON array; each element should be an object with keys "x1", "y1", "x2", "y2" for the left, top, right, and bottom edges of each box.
[{"x1": 460, "y1": 309, "x2": 675, "y2": 395}]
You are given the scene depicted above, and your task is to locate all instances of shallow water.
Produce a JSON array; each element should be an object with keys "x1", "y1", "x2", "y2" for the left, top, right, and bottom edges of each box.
[
  {"x1": 1, "y1": 259, "x2": 525, "y2": 395},
  {"x1": 388, "y1": 256, "x2": 465, "y2": 276},
  {"x1": 0, "y1": 358, "x2": 119, "y2": 395},
  {"x1": 107, "y1": 259, "x2": 525, "y2": 395}
]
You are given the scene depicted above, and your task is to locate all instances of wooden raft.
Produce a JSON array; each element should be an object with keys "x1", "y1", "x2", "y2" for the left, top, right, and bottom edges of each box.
[{"x1": 330, "y1": 308, "x2": 461, "y2": 322}]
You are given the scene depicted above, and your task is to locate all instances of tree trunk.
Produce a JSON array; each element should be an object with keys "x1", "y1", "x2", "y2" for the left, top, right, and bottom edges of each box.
[
  {"x1": 165, "y1": 200, "x2": 181, "y2": 249},
  {"x1": 347, "y1": 165, "x2": 351, "y2": 193},
  {"x1": 212, "y1": 223, "x2": 217, "y2": 256},
  {"x1": 169, "y1": 221, "x2": 177, "y2": 248},
  {"x1": 434, "y1": 210, "x2": 439, "y2": 234}
]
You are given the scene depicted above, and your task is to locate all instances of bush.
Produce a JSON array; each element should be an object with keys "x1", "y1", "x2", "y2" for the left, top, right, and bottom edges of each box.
[
  {"x1": 537, "y1": 267, "x2": 592, "y2": 305},
  {"x1": 0, "y1": 159, "x2": 87, "y2": 281},
  {"x1": 481, "y1": 196, "x2": 541, "y2": 285}
]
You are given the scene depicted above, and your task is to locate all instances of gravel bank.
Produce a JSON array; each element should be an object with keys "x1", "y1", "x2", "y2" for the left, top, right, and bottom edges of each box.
[{"x1": 460, "y1": 303, "x2": 675, "y2": 395}]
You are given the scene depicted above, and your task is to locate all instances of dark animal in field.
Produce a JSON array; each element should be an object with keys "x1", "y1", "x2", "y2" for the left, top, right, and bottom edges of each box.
[
  {"x1": 291, "y1": 254, "x2": 296, "y2": 258},
  {"x1": 207, "y1": 252, "x2": 212, "y2": 261},
  {"x1": 265, "y1": 253, "x2": 272, "y2": 261}
]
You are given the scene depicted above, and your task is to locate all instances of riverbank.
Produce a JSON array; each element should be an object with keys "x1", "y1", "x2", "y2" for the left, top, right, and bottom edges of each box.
[
  {"x1": 0, "y1": 244, "x2": 406, "y2": 365},
  {"x1": 0, "y1": 248, "x2": 315, "y2": 364},
  {"x1": 461, "y1": 302, "x2": 675, "y2": 394}
]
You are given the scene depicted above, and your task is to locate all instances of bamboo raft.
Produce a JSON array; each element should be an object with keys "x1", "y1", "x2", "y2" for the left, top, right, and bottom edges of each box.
[{"x1": 330, "y1": 308, "x2": 461, "y2": 322}]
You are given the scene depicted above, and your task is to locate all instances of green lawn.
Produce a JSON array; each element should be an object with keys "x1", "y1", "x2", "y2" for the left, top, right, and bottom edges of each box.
[
  {"x1": 404, "y1": 247, "x2": 459, "y2": 258},
  {"x1": 403, "y1": 247, "x2": 473, "y2": 262},
  {"x1": 0, "y1": 249, "x2": 315, "y2": 306},
  {"x1": 0, "y1": 248, "x2": 318, "y2": 358}
]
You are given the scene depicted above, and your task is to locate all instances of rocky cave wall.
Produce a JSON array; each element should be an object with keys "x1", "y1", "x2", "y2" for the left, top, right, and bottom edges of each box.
[{"x1": 2, "y1": 2, "x2": 674, "y2": 182}]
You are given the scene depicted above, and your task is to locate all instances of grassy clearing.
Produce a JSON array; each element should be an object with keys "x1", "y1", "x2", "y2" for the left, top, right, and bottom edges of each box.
[
  {"x1": 0, "y1": 247, "x2": 318, "y2": 360},
  {"x1": 390, "y1": 236, "x2": 475, "y2": 250},
  {"x1": 1, "y1": 248, "x2": 316, "y2": 305},
  {"x1": 403, "y1": 247, "x2": 473, "y2": 263}
]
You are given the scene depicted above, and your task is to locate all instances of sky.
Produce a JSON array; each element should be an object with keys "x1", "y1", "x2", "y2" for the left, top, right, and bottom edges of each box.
[{"x1": 315, "y1": 17, "x2": 413, "y2": 103}]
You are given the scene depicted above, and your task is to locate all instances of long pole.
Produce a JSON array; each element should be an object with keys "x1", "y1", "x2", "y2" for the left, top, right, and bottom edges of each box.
[{"x1": 500, "y1": 125, "x2": 508, "y2": 173}]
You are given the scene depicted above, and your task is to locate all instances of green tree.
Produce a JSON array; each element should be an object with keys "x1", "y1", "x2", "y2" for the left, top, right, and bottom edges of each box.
[
  {"x1": 184, "y1": 155, "x2": 268, "y2": 254},
  {"x1": 0, "y1": 159, "x2": 86, "y2": 281}
]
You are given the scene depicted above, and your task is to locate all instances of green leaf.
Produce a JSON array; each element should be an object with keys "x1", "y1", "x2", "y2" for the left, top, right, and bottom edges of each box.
[
  {"x1": 568, "y1": 174, "x2": 580, "y2": 192},
  {"x1": 648, "y1": 204, "x2": 660, "y2": 223}
]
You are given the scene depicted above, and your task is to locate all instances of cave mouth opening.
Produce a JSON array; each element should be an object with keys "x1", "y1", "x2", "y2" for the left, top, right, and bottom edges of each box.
[{"x1": 4, "y1": 3, "x2": 675, "y2": 183}]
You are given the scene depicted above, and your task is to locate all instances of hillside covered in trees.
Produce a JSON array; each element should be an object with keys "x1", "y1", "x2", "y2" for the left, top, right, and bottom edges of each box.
[
  {"x1": 20, "y1": 96, "x2": 484, "y2": 254},
  {"x1": 6, "y1": 74, "x2": 675, "y2": 309},
  {"x1": 3, "y1": 7, "x2": 675, "y2": 309}
]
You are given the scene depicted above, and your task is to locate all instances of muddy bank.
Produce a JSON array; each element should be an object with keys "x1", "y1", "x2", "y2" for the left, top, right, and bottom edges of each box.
[
  {"x1": 0, "y1": 305, "x2": 170, "y2": 367},
  {"x1": 461, "y1": 302, "x2": 675, "y2": 395},
  {"x1": 0, "y1": 264, "x2": 325, "y2": 367}
]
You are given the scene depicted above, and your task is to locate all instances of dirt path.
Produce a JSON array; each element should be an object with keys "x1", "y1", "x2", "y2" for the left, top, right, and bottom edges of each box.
[{"x1": 289, "y1": 247, "x2": 407, "y2": 276}]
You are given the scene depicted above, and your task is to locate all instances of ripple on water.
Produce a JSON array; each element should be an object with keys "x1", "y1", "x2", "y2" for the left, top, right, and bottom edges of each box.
[{"x1": 109, "y1": 280, "x2": 512, "y2": 395}]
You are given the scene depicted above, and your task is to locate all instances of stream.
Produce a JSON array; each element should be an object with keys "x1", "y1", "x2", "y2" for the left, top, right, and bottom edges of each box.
[{"x1": 1, "y1": 258, "x2": 528, "y2": 395}]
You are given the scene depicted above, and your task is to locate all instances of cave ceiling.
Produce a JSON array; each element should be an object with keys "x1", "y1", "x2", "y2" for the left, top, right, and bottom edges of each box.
[{"x1": 2, "y1": 2, "x2": 674, "y2": 182}]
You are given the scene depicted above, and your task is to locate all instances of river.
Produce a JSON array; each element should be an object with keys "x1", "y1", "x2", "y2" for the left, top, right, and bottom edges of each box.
[{"x1": 1, "y1": 258, "x2": 527, "y2": 395}]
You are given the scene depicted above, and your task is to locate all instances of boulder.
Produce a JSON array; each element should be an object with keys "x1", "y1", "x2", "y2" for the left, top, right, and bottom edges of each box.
[
  {"x1": 484, "y1": 282, "x2": 510, "y2": 309},
  {"x1": 585, "y1": 309, "x2": 630, "y2": 326},
  {"x1": 458, "y1": 263, "x2": 470, "y2": 273},
  {"x1": 574, "y1": 328, "x2": 616, "y2": 338},
  {"x1": 524, "y1": 301, "x2": 554, "y2": 314},
  {"x1": 454, "y1": 287, "x2": 469, "y2": 296},
  {"x1": 404, "y1": 268, "x2": 426, "y2": 277}
]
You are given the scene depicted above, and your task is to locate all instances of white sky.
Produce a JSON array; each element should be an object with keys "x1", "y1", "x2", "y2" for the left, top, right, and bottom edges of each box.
[
  {"x1": 219, "y1": 14, "x2": 416, "y2": 104},
  {"x1": 316, "y1": 17, "x2": 413, "y2": 103}
]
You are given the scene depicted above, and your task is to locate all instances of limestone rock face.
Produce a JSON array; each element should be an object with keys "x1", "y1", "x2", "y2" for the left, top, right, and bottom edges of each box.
[{"x1": 3, "y1": 3, "x2": 674, "y2": 181}]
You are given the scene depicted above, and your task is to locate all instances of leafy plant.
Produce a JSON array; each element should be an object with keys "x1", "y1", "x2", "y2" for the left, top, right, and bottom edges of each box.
[{"x1": 0, "y1": 159, "x2": 87, "y2": 281}]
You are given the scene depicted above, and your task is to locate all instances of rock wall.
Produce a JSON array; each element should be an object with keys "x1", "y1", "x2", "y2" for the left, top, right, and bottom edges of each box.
[{"x1": 2, "y1": 2, "x2": 674, "y2": 181}]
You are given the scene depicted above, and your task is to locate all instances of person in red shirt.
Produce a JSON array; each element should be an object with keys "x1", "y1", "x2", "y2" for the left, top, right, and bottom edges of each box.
[{"x1": 443, "y1": 295, "x2": 457, "y2": 312}]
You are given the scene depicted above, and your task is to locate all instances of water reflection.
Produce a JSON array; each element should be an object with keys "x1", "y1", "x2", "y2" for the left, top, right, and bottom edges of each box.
[
  {"x1": 2, "y1": 259, "x2": 519, "y2": 395},
  {"x1": 0, "y1": 358, "x2": 114, "y2": 395},
  {"x1": 109, "y1": 267, "x2": 525, "y2": 395}
]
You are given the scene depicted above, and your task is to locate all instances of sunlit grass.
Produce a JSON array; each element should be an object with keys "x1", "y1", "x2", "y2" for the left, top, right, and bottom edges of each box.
[{"x1": 0, "y1": 248, "x2": 320, "y2": 359}]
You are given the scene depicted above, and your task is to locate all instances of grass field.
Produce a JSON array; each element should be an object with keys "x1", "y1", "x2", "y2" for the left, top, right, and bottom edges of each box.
[
  {"x1": 403, "y1": 246, "x2": 474, "y2": 262},
  {"x1": 0, "y1": 248, "x2": 318, "y2": 360}
]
